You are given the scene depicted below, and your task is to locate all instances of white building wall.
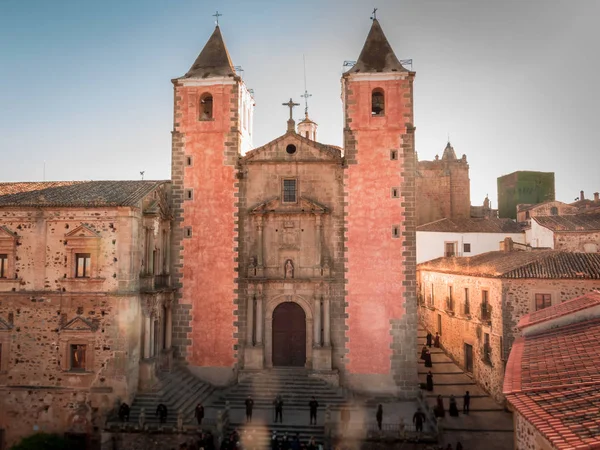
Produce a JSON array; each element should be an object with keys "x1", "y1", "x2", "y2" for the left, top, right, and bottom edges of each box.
[
  {"x1": 527, "y1": 220, "x2": 555, "y2": 248},
  {"x1": 417, "y1": 231, "x2": 526, "y2": 263}
]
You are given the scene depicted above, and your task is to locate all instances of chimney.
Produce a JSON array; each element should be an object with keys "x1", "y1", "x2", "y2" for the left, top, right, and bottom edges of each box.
[
  {"x1": 595, "y1": 192, "x2": 599, "y2": 203},
  {"x1": 580, "y1": 190, "x2": 585, "y2": 201},
  {"x1": 503, "y1": 237, "x2": 514, "y2": 252}
]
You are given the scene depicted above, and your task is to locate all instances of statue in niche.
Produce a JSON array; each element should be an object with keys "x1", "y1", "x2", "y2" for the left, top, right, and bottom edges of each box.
[{"x1": 284, "y1": 259, "x2": 294, "y2": 279}]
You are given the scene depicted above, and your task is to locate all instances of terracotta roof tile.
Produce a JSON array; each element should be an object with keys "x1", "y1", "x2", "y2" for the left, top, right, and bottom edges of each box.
[
  {"x1": 418, "y1": 250, "x2": 600, "y2": 279},
  {"x1": 0, "y1": 180, "x2": 168, "y2": 208},
  {"x1": 417, "y1": 217, "x2": 522, "y2": 233},
  {"x1": 504, "y1": 318, "x2": 600, "y2": 449},
  {"x1": 518, "y1": 291, "x2": 600, "y2": 329},
  {"x1": 534, "y1": 214, "x2": 600, "y2": 232}
]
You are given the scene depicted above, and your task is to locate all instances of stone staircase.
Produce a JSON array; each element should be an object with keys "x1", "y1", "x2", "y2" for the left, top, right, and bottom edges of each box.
[
  {"x1": 209, "y1": 367, "x2": 354, "y2": 446},
  {"x1": 122, "y1": 365, "x2": 215, "y2": 426}
]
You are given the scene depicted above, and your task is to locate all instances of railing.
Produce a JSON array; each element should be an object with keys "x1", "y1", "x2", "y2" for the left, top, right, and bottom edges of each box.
[
  {"x1": 155, "y1": 274, "x2": 171, "y2": 288},
  {"x1": 464, "y1": 303, "x2": 470, "y2": 316},
  {"x1": 482, "y1": 344, "x2": 491, "y2": 363},
  {"x1": 480, "y1": 304, "x2": 491, "y2": 322},
  {"x1": 445, "y1": 297, "x2": 454, "y2": 313},
  {"x1": 139, "y1": 273, "x2": 171, "y2": 291}
]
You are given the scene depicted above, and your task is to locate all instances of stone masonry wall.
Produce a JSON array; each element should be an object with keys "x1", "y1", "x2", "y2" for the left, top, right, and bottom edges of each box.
[
  {"x1": 342, "y1": 72, "x2": 418, "y2": 396},
  {"x1": 513, "y1": 410, "x2": 554, "y2": 450},
  {"x1": 170, "y1": 78, "x2": 240, "y2": 382},
  {"x1": 554, "y1": 231, "x2": 600, "y2": 252},
  {"x1": 418, "y1": 271, "x2": 505, "y2": 401}
]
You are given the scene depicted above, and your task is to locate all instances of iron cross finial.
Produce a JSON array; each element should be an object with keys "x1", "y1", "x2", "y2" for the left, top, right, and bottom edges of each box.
[
  {"x1": 213, "y1": 10, "x2": 222, "y2": 25},
  {"x1": 282, "y1": 98, "x2": 300, "y2": 121},
  {"x1": 371, "y1": 8, "x2": 378, "y2": 20}
]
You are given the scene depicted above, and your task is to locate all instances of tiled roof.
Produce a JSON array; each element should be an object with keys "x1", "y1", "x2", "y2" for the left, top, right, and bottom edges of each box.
[
  {"x1": 504, "y1": 318, "x2": 600, "y2": 449},
  {"x1": 0, "y1": 180, "x2": 167, "y2": 207},
  {"x1": 518, "y1": 291, "x2": 600, "y2": 329},
  {"x1": 183, "y1": 26, "x2": 236, "y2": 79},
  {"x1": 0, "y1": 181, "x2": 82, "y2": 196},
  {"x1": 417, "y1": 217, "x2": 522, "y2": 233},
  {"x1": 534, "y1": 213, "x2": 600, "y2": 232},
  {"x1": 418, "y1": 250, "x2": 600, "y2": 279}
]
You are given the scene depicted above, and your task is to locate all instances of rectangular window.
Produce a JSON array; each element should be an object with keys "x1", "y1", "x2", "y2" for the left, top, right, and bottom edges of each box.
[
  {"x1": 0, "y1": 254, "x2": 7, "y2": 278},
  {"x1": 390, "y1": 150, "x2": 398, "y2": 160},
  {"x1": 535, "y1": 293, "x2": 552, "y2": 311},
  {"x1": 75, "y1": 253, "x2": 91, "y2": 278},
  {"x1": 282, "y1": 179, "x2": 297, "y2": 203},
  {"x1": 499, "y1": 336, "x2": 504, "y2": 361},
  {"x1": 481, "y1": 290, "x2": 489, "y2": 320},
  {"x1": 445, "y1": 242, "x2": 456, "y2": 257},
  {"x1": 464, "y1": 288, "x2": 470, "y2": 315},
  {"x1": 392, "y1": 225, "x2": 400, "y2": 238},
  {"x1": 70, "y1": 344, "x2": 86, "y2": 371},
  {"x1": 483, "y1": 333, "x2": 491, "y2": 361},
  {"x1": 431, "y1": 284, "x2": 435, "y2": 305},
  {"x1": 447, "y1": 286, "x2": 453, "y2": 311},
  {"x1": 463, "y1": 243, "x2": 471, "y2": 253}
]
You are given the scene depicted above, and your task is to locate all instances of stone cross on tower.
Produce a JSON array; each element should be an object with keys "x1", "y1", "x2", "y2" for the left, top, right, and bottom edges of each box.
[
  {"x1": 213, "y1": 10, "x2": 222, "y2": 26},
  {"x1": 282, "y1": 98, "x2": 300, "y2": 132},
  {"x1": 371, "y1": 8, "x2": 378, "y2": 20}
]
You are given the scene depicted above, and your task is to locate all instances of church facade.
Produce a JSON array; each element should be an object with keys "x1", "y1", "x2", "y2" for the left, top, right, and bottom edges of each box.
[{"x1": 170, "y1": 20, "x2": 419, "y2": 395}]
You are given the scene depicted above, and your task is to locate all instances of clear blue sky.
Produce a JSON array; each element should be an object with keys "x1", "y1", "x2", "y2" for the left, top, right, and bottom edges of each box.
[{"x1": 1, "y1": 0, "x2": 598, "y2": 205}]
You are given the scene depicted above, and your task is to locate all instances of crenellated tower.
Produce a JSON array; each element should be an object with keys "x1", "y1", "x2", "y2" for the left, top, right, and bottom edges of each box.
[
  {"x1": 170, "y1": 25, "x2": 254, "y2": 383},
  {"x1": 341, "y1": 19, "x2": 419, "y2": 396}
]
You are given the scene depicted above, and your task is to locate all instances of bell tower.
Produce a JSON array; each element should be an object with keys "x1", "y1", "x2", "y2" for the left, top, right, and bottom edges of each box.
[
  {"x1": 170, "y1": 25, "x2": 253, "y2": 383},
  {"x1": 341, "y1": 19, "x2": 418, "y2": 396}
]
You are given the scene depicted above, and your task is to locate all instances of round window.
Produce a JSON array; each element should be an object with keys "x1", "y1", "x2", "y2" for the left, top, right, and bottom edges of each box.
[{"x1": 286, "y1": 144, "x2": 297, "y2": 155}]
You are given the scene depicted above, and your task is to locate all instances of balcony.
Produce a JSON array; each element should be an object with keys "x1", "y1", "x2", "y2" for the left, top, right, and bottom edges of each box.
[
  {"x1": 480, "y1": 304, "x2": 492, "y2": 324},
  {"x1": 139, "y1": 273, "x2": 171, "y2": 292},
  {"x1": 445, "y1": 297, "x2": 455, "y2": 315}
]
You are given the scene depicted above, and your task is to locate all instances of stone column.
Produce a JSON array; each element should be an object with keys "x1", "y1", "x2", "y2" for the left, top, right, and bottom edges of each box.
[
  {"x1": 313, "y1": 295, "x2": 321, "y2": 346},
  {"x1": 149, "y1": 316, "x2": 156, "y2": 357},
  {"x1": 246, "y1": 293, "x2": 254, "y2": 346},
  {"x1": 144, "y1": 315, "x2": 151, "y2": 358},
  {"x1": 148, "y1": 226, "x2": 155, "y2": 275},
  {"x1": 323, "y1": 296, "x2": 331, "y2": 346},
  {"x1": 165, "y1": 305, "x2": 172, "y2": 349},
  {"x1": 256, "y1": 293, "x2": 264, "y2": 345},
  {"x1": 315, "y1": 215, "x2": 322, "y2": 266},
  {"x1": 257, "y1": 216, "x2": 264, "y2": 267}
]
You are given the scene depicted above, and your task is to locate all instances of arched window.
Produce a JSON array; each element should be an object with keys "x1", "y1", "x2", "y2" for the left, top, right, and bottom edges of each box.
[
  {"x1": 372, "y1": 88, "x2": 385, "y2": 116},
  {"x1": 200, "y1": 93, "x2": 213, "y2": 120},
  {"x1": 550, "y1": 207, "x2": 558, "y2": 216}
]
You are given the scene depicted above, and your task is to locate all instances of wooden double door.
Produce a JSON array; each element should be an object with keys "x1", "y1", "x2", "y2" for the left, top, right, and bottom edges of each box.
[{"x1": 272, "y1": 302, "x2": 306, "y2": 367}]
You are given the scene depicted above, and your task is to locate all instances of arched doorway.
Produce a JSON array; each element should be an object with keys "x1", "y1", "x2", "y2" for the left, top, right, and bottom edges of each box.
[{"x1": 272, "y1": 302, "x2": 306, "y2": 367}]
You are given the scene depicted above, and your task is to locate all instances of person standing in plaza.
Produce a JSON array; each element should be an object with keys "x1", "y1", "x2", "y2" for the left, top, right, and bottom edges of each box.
[
  {"x1": 245, "y1": 395, "x2": 254, "y2": 423},
  {"x1": 376, "y1": 404, "x2": 383, "y2": 431},
  {"x1": 309, "y1": 396, "x2": 319, "y2": 425},
  {"x1": 274, "y1": 394, "x2": 284, "y2": 423},
  {"x1": 194, "y1": 402, "x2": 204, "y2": 426},
  {"x1": 426, "y1": 332, "x2": 433, "y2": 348},
  {"x1": 463, "y1": 391, "x2": 471, "y2": 415},
  {"x1": 412, "y1": 407, "x2": 426, "y2": 440}
]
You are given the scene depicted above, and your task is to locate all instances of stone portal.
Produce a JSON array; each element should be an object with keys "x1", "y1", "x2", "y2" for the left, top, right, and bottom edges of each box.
[{"x1": 272, "y1": 302, "x2": 306, "y2": 367}]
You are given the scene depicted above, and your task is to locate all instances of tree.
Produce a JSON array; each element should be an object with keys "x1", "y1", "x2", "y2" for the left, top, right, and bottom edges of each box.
[{"x1": 10, "y1": 432, "x2": 70, "y2": 450}]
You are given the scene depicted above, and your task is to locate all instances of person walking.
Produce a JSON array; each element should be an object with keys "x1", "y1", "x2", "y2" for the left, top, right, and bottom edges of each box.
[
  {"x1": 412, "y1": 407, "x2": 426, "y2": 440},
  {"x1": 463, "y1": 391, "x2": 470, "y2": 415},
  {"x1": 156, "y1": 403, "x2": 168, "y2": 424},
  {"x1": 245, "y1": 395, "x2": 254, "y2": 423},
  {"x1": 421, "y1": 345, "x2": 428, "y2": 360},
  {"x1": 424, "y1": 349, "x2": 433, "y2": 368},
  {"x1": 426, "y1": 332, "x2": 433, "y2": 348},
  {"x1": 426, "y1": 371, "x2": 434, "y2": 391},
  {"x1": 309, "y1": 396, "x2": 319, "y2": 426},
  {"x1": 434, "y1": 332, "x2": 441, "y2": 348},
  {"x1": 434, "y1": 395, "x2": 445, "y2": 418},
  {"x1": 194, "y1": 403, "x2": 204, "y2": 426},
  {"x1": 449, "y1": 395, "x2": 459, "y2": 417},
  {"x1": 274, "y1": 395, "x2": 284, "y2": 423},
  {"x1": 376, "y1": 404, "x2": 383, "y2": 431}
]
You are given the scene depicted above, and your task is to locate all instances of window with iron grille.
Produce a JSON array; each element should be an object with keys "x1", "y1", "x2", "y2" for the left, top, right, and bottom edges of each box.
[
  {"x1": 483, "y1": 333, "x2": 491, "y2": 362},
  {"x1": 282, "y1": 179, "x2": 297, "y2": 203},
  {"x1": 464, "y1": 288, "x2": 470, "y2": 315}
]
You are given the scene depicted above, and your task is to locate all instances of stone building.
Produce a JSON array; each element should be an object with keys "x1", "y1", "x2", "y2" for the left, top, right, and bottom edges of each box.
[
  {"x1": 527, "y1": 213, "x2": 600, "y2": 252},
  {"x1": 504, "y1": 291, "x2": 600, "y2": 450},
  {"x1": 0, "y1": 181, "x2": 174, "y2": 447},
  {"x1": 497, "y1": 171, "x2": 555, "y2": 220},
  {"x1": 416, "y1": 142, "x2": 471, "y2": 226},
  {"x1": 516, "y1": 200, "x2": 578, "y2": 224},
  {"x1": 417, "y1": 249, "x2": 600, "y2": 402},
  {"x1": 170, "y1": 19, "x2": 418, "y2": 395}
]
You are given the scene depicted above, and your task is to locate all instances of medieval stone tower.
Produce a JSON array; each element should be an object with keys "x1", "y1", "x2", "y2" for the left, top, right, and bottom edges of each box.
[
  {"x1": 171, "y1": 19, "x2": 418, "y2": 396},
  {"x1": 341, "y1": 19, "x2": 418, "y2": 395}
]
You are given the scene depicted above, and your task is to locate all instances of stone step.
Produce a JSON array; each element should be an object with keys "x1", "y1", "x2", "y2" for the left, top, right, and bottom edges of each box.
[{"x1": 228, "y1": 422, "x2": 324, "y2": 446}]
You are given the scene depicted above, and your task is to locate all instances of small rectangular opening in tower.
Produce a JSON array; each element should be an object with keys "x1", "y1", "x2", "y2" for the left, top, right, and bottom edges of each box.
[
  {"x1": 391, "y1": 187, "x2": 399, "y2": 198},
  {"x1": 390, "y1": 150, "x2": 398, "y2": 160},
  {"x1": 186, "y1": 156, "x2": 193, "y2": 166},
  {"x1": 184, "y1": 227, "x2": 192, "y2": 239},
  {"x1": 185, "y1": 189, "x2": 194, "y2": 200},
  {"x1": 392, "y1": 225, "x2": 400, "y2": 239}
]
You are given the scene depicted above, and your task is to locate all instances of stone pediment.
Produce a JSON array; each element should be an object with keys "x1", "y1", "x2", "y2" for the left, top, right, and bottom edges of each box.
[
  {"x1": 65, "y1": 224, "x2": 101, "y2": 239},
  {"x1": 250, "y1": 196, "x2": 328, "y2": 215},
  {"x1": 241, "y1": 132, "x2": 342, "y2": 163},
  {"x1": 0, "y1": 226, "x2": 17, "y2": 240},
  {"x1": 61, "y1": 316, "x2": 96, "y2": 332}
]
